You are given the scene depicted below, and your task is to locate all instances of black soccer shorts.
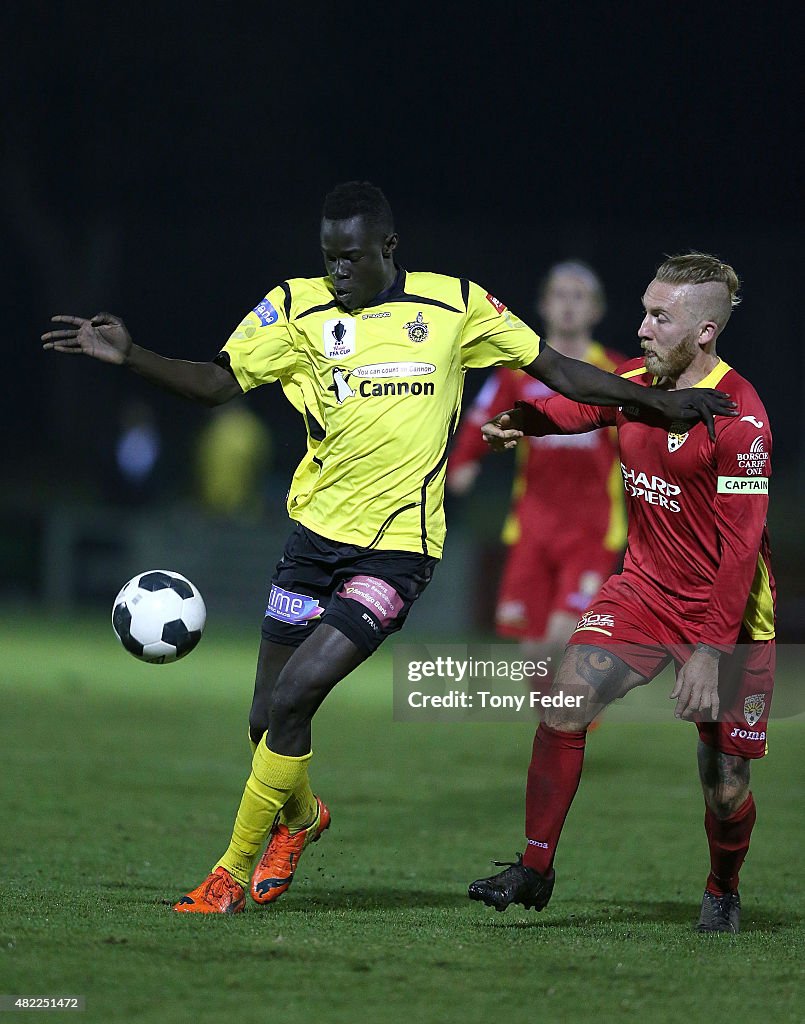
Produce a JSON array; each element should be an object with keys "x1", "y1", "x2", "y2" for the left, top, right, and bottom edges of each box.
[{"x1": 261, "y1": 524, "x2": 438, "y2": 654}]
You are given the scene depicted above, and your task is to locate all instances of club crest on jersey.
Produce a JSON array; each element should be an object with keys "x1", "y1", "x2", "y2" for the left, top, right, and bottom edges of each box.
[
  {"x1": 743, "y1": 692, "x2": 766, "y2": 727},
  {"x1": 667, "y1": 430, "x2": 689, "y2": 453},
  {"x1": 323, "y1": 318, "x2": 356, "y2": 359},
  {"x1": 403, "y1": 311, "x2": 429, "y2": 343}
]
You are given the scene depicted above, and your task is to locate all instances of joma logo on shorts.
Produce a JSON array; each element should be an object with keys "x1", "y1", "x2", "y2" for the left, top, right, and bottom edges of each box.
[{"x1": 729, "y1": 728, "x2": 766, "y2": 741}]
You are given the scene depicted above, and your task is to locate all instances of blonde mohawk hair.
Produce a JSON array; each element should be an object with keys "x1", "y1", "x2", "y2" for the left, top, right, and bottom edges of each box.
[{"x1": 655, "y1": 253, "x2": 741, "y2": 309}]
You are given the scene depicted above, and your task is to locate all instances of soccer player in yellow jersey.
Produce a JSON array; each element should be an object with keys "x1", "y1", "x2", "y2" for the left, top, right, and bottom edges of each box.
[{"x1": 43, "y1": 182, "x2": 734, "y2": 913}]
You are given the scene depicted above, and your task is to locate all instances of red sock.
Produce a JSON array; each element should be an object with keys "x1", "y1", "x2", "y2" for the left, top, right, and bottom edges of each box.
[
  {"x1": 704, "y1": 793, "x2": 756, "y2": 896},
  {"x1": 523, "y1": 722, "x2": 587, "y2": 874}
]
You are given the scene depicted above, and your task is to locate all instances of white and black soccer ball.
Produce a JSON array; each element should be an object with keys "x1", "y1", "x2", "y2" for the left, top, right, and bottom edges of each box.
[{"x1": 112, "y1": 570, "x2": 206, "y2": 664}]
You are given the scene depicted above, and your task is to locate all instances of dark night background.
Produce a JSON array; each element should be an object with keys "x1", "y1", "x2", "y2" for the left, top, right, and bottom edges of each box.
[{"x1": 2, "y1": 3, "x2": 802, "y2": 620}]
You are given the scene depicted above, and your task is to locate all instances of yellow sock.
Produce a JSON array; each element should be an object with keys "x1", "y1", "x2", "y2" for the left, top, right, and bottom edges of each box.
[
  {"x1": 214, "y1": 742, "x2": 312, "y2": 887},
  {"x1": 280, "y1": 776, "x2": 319, "y2": 832},
  {"x1": 248, "y1": 728, "x2": 258, "y2": 757},
  {"x1": 248, "y1": 729, "x2": 316, "y2": 831}
]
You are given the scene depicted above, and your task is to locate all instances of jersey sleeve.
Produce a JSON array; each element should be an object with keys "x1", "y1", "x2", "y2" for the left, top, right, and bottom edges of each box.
[
  {"x1": 449, "y1": 369, "x2": 521, "y2": 470},
  {"x1": 459, "y1": 282, "x2": 541, "y2": 370},
  {"x1": 697, "y1": 410, "x2": 772, "y2": 650},
  {"x1": 518, "y1": 393, "x2": 616, "y2": 436},
  {"x1": 218, "y1": 286, "x2": 298, "y2": 392}
]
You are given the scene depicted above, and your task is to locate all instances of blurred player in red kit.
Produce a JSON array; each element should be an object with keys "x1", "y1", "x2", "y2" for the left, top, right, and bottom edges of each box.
[
  {"x1": 468, "y1": 254, "x2": 774, "y2": 933},
  {"x1": 448, "y1": 262, "x2": 626, "y2": 664}
]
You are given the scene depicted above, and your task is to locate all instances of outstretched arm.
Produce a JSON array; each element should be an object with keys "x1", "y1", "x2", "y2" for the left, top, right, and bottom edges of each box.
[
  {"x1": 41, "y1": 313, "x2": 242, "y2": 407},
  {"x1": 523, "y1": 345, "x2": 735, "y2": 440}
]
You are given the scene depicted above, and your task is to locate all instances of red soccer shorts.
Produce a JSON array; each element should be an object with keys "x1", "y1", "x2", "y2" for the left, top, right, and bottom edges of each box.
[
  {"x1": 496, "y1": 532, "x2": 619, "y2": 640},
  {"x1": 567, "y1": 572, "x2": 775, "y2": 759}
]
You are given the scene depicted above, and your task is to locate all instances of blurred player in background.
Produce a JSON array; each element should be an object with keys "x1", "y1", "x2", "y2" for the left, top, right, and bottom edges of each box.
[
  {"x1": 43, "y1": 186, "x2": 732, "y2": 916},
  {"x1": 448, "y1": 262, "x2": 626, "y2": 665},
  {"x1": 468, "y1": 254, "x2": 774, "y2": 933},
  {"x1": 195, "y1": 404, "x2": 273, "y2": 520}
]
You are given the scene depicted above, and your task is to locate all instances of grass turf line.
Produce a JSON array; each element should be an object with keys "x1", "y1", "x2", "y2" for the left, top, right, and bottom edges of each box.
[{"x1": 0, "y1": 613, "x2": 802, "y2": 1024}]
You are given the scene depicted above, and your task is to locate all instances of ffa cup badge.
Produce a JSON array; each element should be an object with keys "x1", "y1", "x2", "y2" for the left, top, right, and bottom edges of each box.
[
  {"x1": 743, "y1": 692, "x2": 766, "y2": 727},
  {"x1": 323, "y1": 318, "x2": 356, "y2": 359},
  {"x1": 403, "y1": 311, "x2": 429, "y2": 343}
]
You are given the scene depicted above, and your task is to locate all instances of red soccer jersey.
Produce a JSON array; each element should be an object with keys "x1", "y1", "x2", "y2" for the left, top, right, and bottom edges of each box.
[
  {"x1": 518, "y1": 357, "x2": 775, "y2": 650},
  {"x1": 448, "y1": 343, "x2": 626, "y2": 550}
]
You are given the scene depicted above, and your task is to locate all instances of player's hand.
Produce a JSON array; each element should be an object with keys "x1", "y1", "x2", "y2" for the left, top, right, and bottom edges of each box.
[
  {"x1": 670, "y1": 647, "x2": 720, "y2": 721},
  {"x1": 660, "y1": 388, "x2": 737, "y2": 442},
  {"x1": 41, "y1": 313, "x2": 132, "y2": 365},
  {"x1": 481, "y1": 409, "x2": 524, "y2": 452}
]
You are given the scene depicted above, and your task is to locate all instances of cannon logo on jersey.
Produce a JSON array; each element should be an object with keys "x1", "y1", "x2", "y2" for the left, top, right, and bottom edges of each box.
[
  {"x1": 329, "y1": 367, "x2": 356, "y2": 404},
  {"x1": 351, "y1": 362, "x2": 435, "y2": 380},
  {"x1": 620, "y1": 464, "x2": 681, "y2": 512},
  {"x1": 328, "y1": 363, "x2": 436, "y2": 404}
]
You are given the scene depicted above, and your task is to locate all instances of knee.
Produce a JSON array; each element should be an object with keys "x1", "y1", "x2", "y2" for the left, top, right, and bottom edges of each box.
[
  {"x1": 269, "y1": 668, "x2": 318, "y2": 726},
  {"x1": 700, "y1": 751, "x2": 751, "y2": 818},
  {"x1": 541, "y1": 681, "x2": 601, "y2": 731},
  {"x1": 703, "y1": 781, "x2": 749, "y2": 819},
  {"x1": 542, "y1": 706, "x2": 589, "y2": 731}
]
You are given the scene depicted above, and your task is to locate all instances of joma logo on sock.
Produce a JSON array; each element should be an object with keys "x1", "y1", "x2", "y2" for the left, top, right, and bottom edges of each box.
[{"x1": 527, "y1": 839, "x2": 549, "y2": 848}]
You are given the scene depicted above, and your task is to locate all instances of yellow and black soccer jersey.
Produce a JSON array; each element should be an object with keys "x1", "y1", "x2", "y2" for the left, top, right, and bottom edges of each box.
[{"x1": 219, "y1": 270, "x2": 540, "y2": 557}]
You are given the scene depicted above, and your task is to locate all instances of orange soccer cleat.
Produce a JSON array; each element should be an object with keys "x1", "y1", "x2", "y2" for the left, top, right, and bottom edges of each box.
[
  {"x1": 173, "y1": 867, "x2": 246, "y2": 914},
  {"x1": 250, "y1": 797, "x2": 331, "y2": 905}
]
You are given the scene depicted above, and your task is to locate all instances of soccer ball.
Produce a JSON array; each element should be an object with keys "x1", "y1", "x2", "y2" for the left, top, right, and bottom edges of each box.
[{"x1": 112, "y1": 570, "x2": 206, "y2": 664}]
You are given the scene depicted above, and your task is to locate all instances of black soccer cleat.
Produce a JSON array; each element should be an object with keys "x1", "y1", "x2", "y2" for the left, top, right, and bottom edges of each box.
[
  {"x1": 468, "y1": 854, "x2": 555, "y2": 913},
  {"x1": 696, "y1": 889, "x2": 741, "y2": 933}
]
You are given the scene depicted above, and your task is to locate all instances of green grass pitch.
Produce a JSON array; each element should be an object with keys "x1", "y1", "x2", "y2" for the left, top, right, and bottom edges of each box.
[{"x1": 0, "y1": 613, "x2": 802, "y2": 1023}]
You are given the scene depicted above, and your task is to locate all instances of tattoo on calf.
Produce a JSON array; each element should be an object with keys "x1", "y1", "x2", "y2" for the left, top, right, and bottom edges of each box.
[{"x1": 698, "y1": 744, "x2": 750, "y2": 813}]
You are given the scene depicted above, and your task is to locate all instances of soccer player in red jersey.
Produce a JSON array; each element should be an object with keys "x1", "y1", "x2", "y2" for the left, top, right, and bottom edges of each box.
[
  {"x1": 448, "y1": 262, "x2": 626, "y2": 662},
  {"x1": 468, "y1": 254, "x2": 774, "y2": 933}
]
